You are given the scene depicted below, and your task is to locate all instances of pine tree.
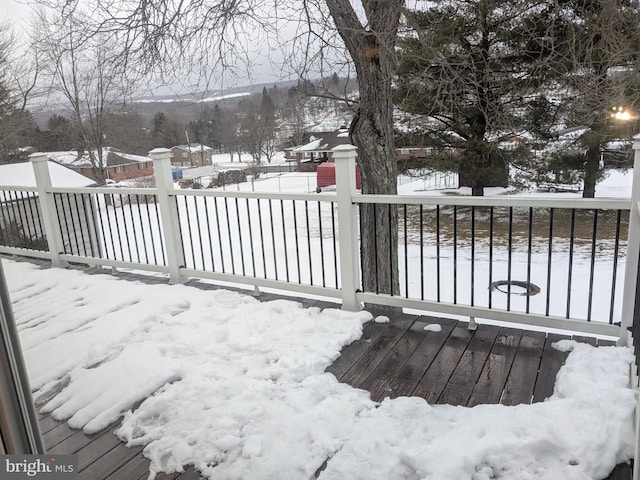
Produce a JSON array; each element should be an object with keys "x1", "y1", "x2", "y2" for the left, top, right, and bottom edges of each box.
[
  {"x1": 396, "y1": 0, "x2": 562, "y2": 195},
  {"x1": 553, "y1": 0, "x2": 640, "y2": 197}
]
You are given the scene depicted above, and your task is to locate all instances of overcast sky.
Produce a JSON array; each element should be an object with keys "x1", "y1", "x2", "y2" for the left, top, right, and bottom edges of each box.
[{"x1": 2, "y1": 0, "x2": 32, "y2": 29}]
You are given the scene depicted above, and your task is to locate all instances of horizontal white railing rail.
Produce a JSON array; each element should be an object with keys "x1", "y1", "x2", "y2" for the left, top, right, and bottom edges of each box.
[{"x1": 0, "y1": 144, "x2": 638, "y2": 343}]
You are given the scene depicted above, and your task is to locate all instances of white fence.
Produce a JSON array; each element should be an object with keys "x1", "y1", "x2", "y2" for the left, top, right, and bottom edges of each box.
[{"x1": 2, "y1": 143, "x2": 640, "y2": 342}]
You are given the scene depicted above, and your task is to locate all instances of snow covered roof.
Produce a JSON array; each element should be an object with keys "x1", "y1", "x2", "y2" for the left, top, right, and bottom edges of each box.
[
  {"x1": 47, "y1": 148, "x2": 151, "y2": 168},
  {"x1": 173, "y1": 144, "x2": 213, "y2": 152},
  {"x1": 290, "y1": 130, "x2": 353, "y2": 152},
  {"x1": 0, "y1": 160, "x2": 95, "y2": 188}
]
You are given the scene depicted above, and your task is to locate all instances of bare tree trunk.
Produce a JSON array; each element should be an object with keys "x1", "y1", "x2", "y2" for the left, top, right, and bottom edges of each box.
[
  {"x1": 582, "y1": 144, "x2": 599, "y2": 198},
  {"x1": 325, "y1": 0, "x2": 402, "y2": 300}
]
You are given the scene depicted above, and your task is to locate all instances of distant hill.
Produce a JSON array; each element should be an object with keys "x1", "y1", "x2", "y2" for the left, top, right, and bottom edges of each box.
[{"x1": 33, "y1": 79, "x2": 299, "y2": 127}]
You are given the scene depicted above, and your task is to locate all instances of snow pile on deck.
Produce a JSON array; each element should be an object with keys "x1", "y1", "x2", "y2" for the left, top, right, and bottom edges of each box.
[{"x1": 4, "y1": 259, "x2": 636, "y2": 479}]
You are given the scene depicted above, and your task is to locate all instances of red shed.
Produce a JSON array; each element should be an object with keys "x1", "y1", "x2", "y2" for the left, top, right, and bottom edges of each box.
[{"x1": 316, "y1": 162, "x2": 361, "y2": 192}]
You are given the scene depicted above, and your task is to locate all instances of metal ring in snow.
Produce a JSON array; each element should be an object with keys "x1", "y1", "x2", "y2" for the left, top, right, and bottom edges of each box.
[{"x1": 490, "y1": 280, "x2": 541, "y2": 296}]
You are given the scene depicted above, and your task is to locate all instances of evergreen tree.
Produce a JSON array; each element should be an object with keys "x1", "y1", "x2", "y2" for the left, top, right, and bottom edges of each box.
[
  {"x1": 553, "y1": 0, "x2": 640, "y2": 197},
  {"x1": 44, "y1": 114, "x2": 78, "y2": 151},
  {"x1": 151, "y1": 112, "x2": 186, "y2": 148},
  {"x1": 396, "y1": 0, "x2": 561, "y2": 195}
]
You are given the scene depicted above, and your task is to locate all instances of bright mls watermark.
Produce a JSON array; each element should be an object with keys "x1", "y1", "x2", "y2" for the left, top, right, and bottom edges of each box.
[{"x1": 1, "y1": 455, "x2": 77, "y2": 479}]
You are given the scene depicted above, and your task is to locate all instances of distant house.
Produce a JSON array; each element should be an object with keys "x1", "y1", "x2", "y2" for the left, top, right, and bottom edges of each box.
[
  {"x1": 47, "y1": 147, "x2": 153, "y2": 182},
  {"x1": 396, "y1": 147, "x2": 436, "y2": 161},
  {"x1": 287, "y1": 130, "x2": 438, "y2": 170},
  {"x1": 169, "y1": 144, "x2": 214, "y2": 168},
  {"x1": 0, "y1": 161, "x2": 97, "y2": 255},
  {"x1": 285, "y1": 129, "x2": 353, "y2": 171}
]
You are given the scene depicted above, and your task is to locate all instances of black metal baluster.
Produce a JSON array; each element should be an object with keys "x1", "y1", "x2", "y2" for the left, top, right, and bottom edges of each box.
[
  {"x1": 317, "y1": 202, "x2": 325, "y2": 287},
  {"x1": 359, "y1": 206, "x2": 364, "y2": 292},
  {"x1": 453, "y1": 205, "x2": 458, "y2": 304},
  {"x1": 10, "y1": 192, "x2": 25, "y2": 248},
  {"x1": 489, "y1": 206, "x2": 494, "y2": 308},
  {"x1": 526, "y1": 207, "x2": 533, "y2": 313},
  {"x1": 153, "y1": 196, "x2": 166, "y2": 265},
  {"x1": 566, "y1": 209, "x2": 576, "y2": 319},
  {"x1": 15, "y1": 191, "x2": 33, "y2": 248},
  {"x1": 419, "y1": 204, "x2": 424, "y2": 301},
  {"x1": 80, "y1": 194, "x2": 95, "y2": 257},
  {"x1": 3, "y1": 192, "x2": 18, "y2": 246},
  {"x1": 57, "y1": 194, "x2": 72, "y2": 254},
  {"x1": 373, "y1": 203, "x2": 379, "y2": 295},
  {"x1": 257, "y1": 199, "x2": 267, "y2": 278},
  {"x1": 436, "y1": 205, "x2": 441, "y2": 302},
  {"x1": 305, "y1": 200, "x2": 313, "y2": 285},
  {"x1": 471, "y1": 206, "x2": 476, "y2": 307},
  {"x1": 194, "y1": 197, "x2": 206, "y2": 270},
  {"x1": 587, "y1": 209, "x2": 598, "y2": 321},
  {"x1": 103, "y1": 195, "x2": 117, "y2": 260},
  {"x1": 126, "y1": 195, "x2": 140, "y2": 262},
  {"x1": 223, "y1": 197, "x2": 235, "y2": 274},
  {"x1": 246, "y1": 198, "x2": 256, "y2": 277},
  {"x1": 281, "y1": 200, "x2": 290, "y2": 282},
  {"x1": 67, "y1": 193, "x2": 82, "y2": 255},
  {"x1": 182, "y1": 196, "x2": 196, "y2": 269},
  {"x1": 24, "y1": 191, "x2": 41, "y2": 249},
  {"x1": 268, "y1": 200, "x2": 277, "y2": 281},
  {"x1": 331, "y1": 202, "x2": 338, "y2": 288},
  {"x1": 203, "y1": 198, "x2": 215, "y2": 271},
  {"x1": 135, "y1": 195, "x2": 148, "y2": 263},
  {"x1": 235, "y1": 198, "x2": 246, "y2": 276},
  {"x1": 545, "y1": 208, "x2": 554, "y2": 316},
  {"x1": 609, "y1": 210, "x2": 622, "y2": 324},
  {"x1": 213, "y1": 197, "x2": 225, "y2": 273},
  {"x1": 292, "y1": 200, "x2": 302, "y2": 283},
  {"x1": 388, "y1": 204, "x2": 394, "y2": 296},
  {"x1": 90, "y1": 194, "x2": 104, "y2": 258},
  {"x1": 507, "y1": 207, "x2": 513, "y2": 311},
  {"x1": 72, "y1": 193, "x2": 87, "y2": 255},
  {"x1": 404, "y1": 204, "x2": 409, "y2": 298},
  {"x1": 117, "y1": 194, "x2": 133, "y2": 262},
  {"x1": 31, "y1": 191, "x2": 46, "y2": 250}
]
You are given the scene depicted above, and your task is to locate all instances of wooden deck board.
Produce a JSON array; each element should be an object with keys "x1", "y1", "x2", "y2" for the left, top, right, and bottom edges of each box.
[
  {"x1": 412, "y1": 323, "x2": 475, "y2": 403},
  {"x1": 382, "y1": 317, "x2": 457, "y2": 401},
  {"x1": 467, "y1": 327, "x2": 523, "y2": 407},
  {"x1": 27, "y1": 274, "x2": 627, "y2": 480},
  {"x1": 359, "y1": 318, "x2": 432, "y2": 399},
  {"x1": 325, "y1": 321, "x2": 390, "y2": 380},
  {"x1": 500, "y1": 330, "x2": 546, "y2": 406},
  {"x1": 80, "y1": 441, "x2": 143, "y2": 479},
  {"x1": 106, "y1": 453, "x2": 151, "y2": 480},
  {"x1": 438, "y1": 324, "x2": 502, "y2": 406},
  {"x1": 532, "y1": 332, "x2": 571, "y2": 402},
  {"x1": 339, "y1": 316, "x2": 416, "y2": 387},
  {"x1": 38, "y1": 414, "x2": 61, "y2": 434},
  {"x1": 75, "y1": 426, "x2": 121, "y2": 471},
  {"x1": 42, "y1": 421, "x2": 78, "y2": 450},
  {"x1": 48, "y1": 427, "x2": 105, "y2": 455}
]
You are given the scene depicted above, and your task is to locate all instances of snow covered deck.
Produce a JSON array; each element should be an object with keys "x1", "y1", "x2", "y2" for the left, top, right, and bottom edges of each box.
[{"x1": 24, "y1": 265, "x2": 632, "y2": 480}]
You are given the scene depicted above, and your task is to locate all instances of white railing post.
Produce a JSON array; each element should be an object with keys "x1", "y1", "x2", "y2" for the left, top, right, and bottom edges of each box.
[
  {"x1": 150, "y1": 148, "x2": 185, "y2": 283},
  {"x1": 620, "y1": 134, "x2": 640, "y2": 346},
  {"x1": 332, "y1": 145, "x2": 361, "y2": 311},
  {"x1": 30, "y1": 153, "x2": 66, "y2": 268}
]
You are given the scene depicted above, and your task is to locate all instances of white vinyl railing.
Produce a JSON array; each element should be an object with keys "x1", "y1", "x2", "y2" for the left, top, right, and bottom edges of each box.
[{"x1": 2, "y1": 140, "x2": 640, "y2": 342}]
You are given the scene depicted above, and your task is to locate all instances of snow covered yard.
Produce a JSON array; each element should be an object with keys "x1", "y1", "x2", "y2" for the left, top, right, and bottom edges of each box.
[{"x1": 3, "y1": 257, "x2": 638, "y2": 480}]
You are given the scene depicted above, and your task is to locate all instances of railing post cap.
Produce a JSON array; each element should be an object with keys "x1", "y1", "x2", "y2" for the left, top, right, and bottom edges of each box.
[
  {"x1": 332, "y1": 144, "x2": 357, "y2": 159},
  {"x1": 29, "y1": 152, "x2": 49, "y2": 163}
]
